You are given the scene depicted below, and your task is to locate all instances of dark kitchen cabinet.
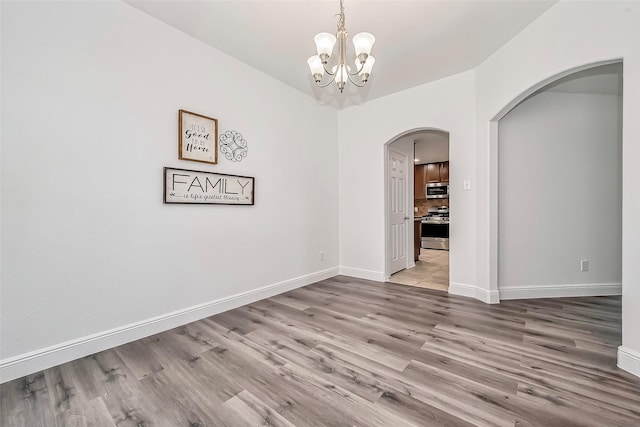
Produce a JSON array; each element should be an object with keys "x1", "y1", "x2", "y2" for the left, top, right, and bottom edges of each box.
[
  {"x1": 440, "y1": 161, "x2": 449, "y2": 182},
  {"x1": 426, "y1": 163, "x2": 441, "y2": 183},
  {"x1": 426, "y1": 161, "x2": 449, "y2": 183},
  {"x1": 414, "y1": 164, "x2": 425, "y2": 199}
]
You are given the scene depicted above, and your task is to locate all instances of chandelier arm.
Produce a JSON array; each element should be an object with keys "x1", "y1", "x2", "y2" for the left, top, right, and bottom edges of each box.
[
  {"x1": 316, "y1": 73, "x2": 338, "y2": 88},
  {"x1": 322, "y1": 63, "x2": 336, "y2": 76},
  {"x1": 347, "y1": 72, "x2": 366, "y2": 88},
  {"x1": 348, "y1": 62, "x2": 366, "y2": 76}
]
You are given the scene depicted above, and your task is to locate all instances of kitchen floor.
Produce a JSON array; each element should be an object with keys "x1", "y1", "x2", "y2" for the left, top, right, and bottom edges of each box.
[{"x1": 388, "y1": 249, "x2": 449, "y2": 291}]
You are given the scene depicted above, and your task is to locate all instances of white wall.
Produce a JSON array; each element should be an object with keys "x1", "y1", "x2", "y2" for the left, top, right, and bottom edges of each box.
[
  {"x1": 0, "y1": 1, "x2": 338, "y2": 381},
  {"x1": 338, "y1": 0, "x2": 640, "y2": 376},
  {"x1": 498, "y1": 91, "x2": 622, "y2": 297},
  {"x1": 338, "y1": 70, "x2": 477, "y2": 289},
  {"x1": 474, "y1": 0, "x2": 640, "y2": 374}
]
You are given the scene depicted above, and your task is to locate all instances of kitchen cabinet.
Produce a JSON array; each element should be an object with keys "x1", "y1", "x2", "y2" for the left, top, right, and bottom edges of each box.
[
  {"x1": 425, "y1": 161, "x2": 449, "y2": 183},
  {"x1": 426, "y1": 163, "x2": 441, "y2": 183},
  {"x1": 440, "y1": 161, "x2": 449, "y2": 182},
  {"x1": 414, "y1": 164, "x2": 425, "y2": 199}
]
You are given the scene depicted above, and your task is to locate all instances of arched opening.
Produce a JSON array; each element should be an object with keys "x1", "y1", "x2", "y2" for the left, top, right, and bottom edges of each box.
[
  {"x1": 489, "y1": 60, "x2": 623, "y2": 299},
  {"x1": 383, "y1": 128, "x2": 451, "y2": 292}
]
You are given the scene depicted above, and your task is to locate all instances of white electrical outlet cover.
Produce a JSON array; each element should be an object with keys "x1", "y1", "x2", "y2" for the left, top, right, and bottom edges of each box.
[{"x1": 580, "y1": 260, "x2": 589, "y2": 271}]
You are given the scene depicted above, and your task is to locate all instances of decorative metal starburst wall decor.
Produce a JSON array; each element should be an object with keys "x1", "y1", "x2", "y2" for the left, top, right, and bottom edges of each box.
[{"x1": 219, "y1": 130, "x2": 248, "y2": 162}]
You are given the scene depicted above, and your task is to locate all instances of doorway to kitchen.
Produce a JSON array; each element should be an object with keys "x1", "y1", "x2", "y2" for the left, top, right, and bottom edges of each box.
[{"x1": 385, "y1": 129, "x2": 450, "y2": 292}]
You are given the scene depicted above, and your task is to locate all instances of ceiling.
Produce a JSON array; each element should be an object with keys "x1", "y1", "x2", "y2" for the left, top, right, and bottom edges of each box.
[
  {"x1": 390, "y1": 130, "x2": 449, "y2": 164},
  {"x1": 124, "y1": 0, "x2": 557, "y2": 109},
  {"x1": 414, "y1": 131, "x2": 449, "y2": 164}
]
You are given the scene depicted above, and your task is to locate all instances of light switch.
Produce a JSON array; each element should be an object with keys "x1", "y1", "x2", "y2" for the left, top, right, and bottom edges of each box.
[{"x1": 463, "y1": 179, "x2": 472, "y2": 190}]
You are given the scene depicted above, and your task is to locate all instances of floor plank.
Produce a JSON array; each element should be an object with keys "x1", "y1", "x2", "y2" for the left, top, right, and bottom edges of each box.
[{"x1": 2, "y1": 277, "x2": 639, "y2": 426}]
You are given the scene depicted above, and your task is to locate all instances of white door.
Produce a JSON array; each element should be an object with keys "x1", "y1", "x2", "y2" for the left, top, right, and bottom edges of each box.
[{"x1": 389, "y1": 149, "x2": 409, "y2": 274}]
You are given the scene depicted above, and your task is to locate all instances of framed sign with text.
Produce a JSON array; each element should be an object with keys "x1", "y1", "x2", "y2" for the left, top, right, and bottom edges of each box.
[
  {"x1": 164, "y1": 167, "x2": 254, "y2": 205},
  {"x1": 178, "y1": 109, "x2": 218, "y2": 164}
]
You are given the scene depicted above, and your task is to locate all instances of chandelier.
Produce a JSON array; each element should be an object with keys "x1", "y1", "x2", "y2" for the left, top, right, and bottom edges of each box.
[{"x1": 307, "y1": 0, "x2": 376, "y2": 93}]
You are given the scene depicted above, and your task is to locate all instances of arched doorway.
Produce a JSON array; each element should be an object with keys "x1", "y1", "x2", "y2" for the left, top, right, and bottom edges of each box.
[
  {"x1": 489, "y1": 60, "x2": 623, "y2": 298},
  {"x1": 384, "y1": 128, "x2": 451, "y2": 292}
]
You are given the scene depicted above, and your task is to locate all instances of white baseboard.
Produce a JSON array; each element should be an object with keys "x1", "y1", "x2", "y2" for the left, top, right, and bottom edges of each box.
[
  {"x1": 0, "y1": 267, "x2": 339, "y2": 384},
  {"x1": 449, "y1": 282, "x2": 500, "y2": 304},
  {"x1": 499, "y1": 282, "x2": 622, "y2": 300},
  {"x1": 339, "y1": 266, "x2": 385, "y2": 282},
  {"x1": 618, "y1": 346, "x2": 640, "y2": 379}
]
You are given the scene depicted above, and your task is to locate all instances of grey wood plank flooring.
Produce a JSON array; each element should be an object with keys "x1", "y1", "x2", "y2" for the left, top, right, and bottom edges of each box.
[{"x1": 2, "y1": 276, "x2": 639, "y2": 426}]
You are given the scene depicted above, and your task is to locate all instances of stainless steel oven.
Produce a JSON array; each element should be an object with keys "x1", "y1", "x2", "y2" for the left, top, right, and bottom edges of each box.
[
  {"x1": 421, "y1": 207, "x2": 449, "y2": 250},
  {"x1": 426, "y1": 182, "x2": 449, "y2": 199},
  {"x1": 421, "y1": 220, "x2": 449, "y2": 250}
]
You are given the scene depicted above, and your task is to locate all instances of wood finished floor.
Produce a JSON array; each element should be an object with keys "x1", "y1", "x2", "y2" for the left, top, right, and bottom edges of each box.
[{"x1": 2, "y1": 276, "x2": 639, "y2": 427}]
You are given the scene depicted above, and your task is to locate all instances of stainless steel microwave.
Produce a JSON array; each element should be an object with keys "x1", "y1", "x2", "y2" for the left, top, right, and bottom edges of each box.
[{"x1": 426, "y1": 182, "x2": 449, "y2": 199}]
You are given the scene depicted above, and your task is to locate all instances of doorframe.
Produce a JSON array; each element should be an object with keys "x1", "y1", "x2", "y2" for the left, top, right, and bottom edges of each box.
[{"x1": 383, "y1": 127, "x2": 450, "y2": 281}]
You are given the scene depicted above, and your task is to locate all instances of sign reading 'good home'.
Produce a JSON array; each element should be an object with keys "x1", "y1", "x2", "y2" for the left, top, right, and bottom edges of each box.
[{"x1": 164, "y1": 167, "x2": 254, "y2": 205}]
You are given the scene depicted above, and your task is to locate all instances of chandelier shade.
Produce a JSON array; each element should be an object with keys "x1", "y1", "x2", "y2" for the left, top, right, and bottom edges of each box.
[
  {"x1": 314, "y1": 33, "x2": 337, "y2": 60},
  {"x1": 352, "y1": 32, "x2": 375, "y2": 58},
  {"x1": 356, "y1": 56, "x2": 375, "y2": 82},
  {"x1": 307, "y1": 56, "x2": 324, "y2": 82},
  {"x1": 307, "y1": 0, "x2": 376, "y2": 93},
  {"x1": 332, "y1": 64, "x2": 351, "y2": 92}
]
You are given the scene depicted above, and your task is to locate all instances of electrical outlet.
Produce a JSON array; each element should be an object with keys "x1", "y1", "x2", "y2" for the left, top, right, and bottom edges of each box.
[
  {"x1": 581, "y1": 259, "x2": 589, "y2": 272},
  {"x1": 414, "y1": 207, "x2": 418, "y2": 213},
  {"x1": 463, "y1": 179, "x2": 472, "y2": 190},
  {"x1": 319, "y1": 251, "x2": 325, "y2": 261}
]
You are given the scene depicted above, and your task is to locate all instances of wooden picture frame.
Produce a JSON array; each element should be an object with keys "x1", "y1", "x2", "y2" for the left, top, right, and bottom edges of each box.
[
  {"x1": 178, "y1": 109, "x2": 218, "y2": 164},
  {"x1": 164, "y1": 167, "x2": 254, "y2": 205}
]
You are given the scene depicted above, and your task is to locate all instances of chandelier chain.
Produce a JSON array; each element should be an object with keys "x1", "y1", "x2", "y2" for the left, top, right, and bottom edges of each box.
[{"x1": 337, "y1": 0, "x2": 345, "y2": 31}]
